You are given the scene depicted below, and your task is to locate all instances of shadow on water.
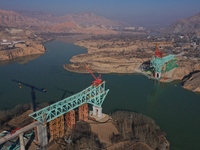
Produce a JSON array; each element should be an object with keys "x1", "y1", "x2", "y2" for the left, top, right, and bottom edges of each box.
[
  {"x1": 55, "y1": 87, "x2": 74, "y2": 100},
  {"x1": 110, "y1": 108, "x2": 139, "y2": 114},
  {"x1": 0, "y1": 90, "x2": 5, "y2": 96}
]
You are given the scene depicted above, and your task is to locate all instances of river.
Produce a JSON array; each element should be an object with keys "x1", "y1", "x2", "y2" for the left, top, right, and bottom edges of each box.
[{"x1": 0, "y1": 40, "x2": 200, "y2": 150}]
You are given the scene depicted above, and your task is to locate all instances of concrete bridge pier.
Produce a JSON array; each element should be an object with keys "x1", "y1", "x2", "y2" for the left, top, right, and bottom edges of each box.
[
  {"x1": 19, "y1": 133, "x2": 25, "y2": 150},
  {"x1": 93, "y1": 106, "x2": 102, "y2": 117},
  {"x1": 37, "y1": 123, "x2": 48, "y2": 148},
  {"x1": 155, "y1": 72, "x2": 161, "y2": 79}
]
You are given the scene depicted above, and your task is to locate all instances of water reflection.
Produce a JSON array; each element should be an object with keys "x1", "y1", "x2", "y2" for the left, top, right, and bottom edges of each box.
[
  {"x1": 147, "y1": 80, "x2": 160, "y2": 113},
  {"x1": 0, "y1": 54, "x2": 43, "y2": 66}
]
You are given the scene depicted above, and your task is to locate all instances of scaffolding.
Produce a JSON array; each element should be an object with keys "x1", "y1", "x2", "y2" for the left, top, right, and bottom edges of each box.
[
  {"x1": 49, "y1": 115, "x2": 65, "y2": 141},
  {"x1": 65, "y1": 110, "x2": 76, "y2": 131},
  {"x1": 78, "y1": 103, "x2": 88, "y2": 122},
  {"x1": 49, "y1": 104, "x2": 88, "y2": 142}
]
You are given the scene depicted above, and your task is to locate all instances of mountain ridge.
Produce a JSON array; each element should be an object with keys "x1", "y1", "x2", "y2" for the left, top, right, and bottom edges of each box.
[
  {"x1": 2, "y1": 9, "x2": 200, "y2": 35},
  {"x1": 164, "y1": 12, "x2": 200, "y2": 34},
  {"x1": 0, "y1": 9, "x2": 49, "y2": 28},
  {"x1": 0, "y1": 9, "x2": 121, "y2": 34},
  {"x1": 17, "y1": 10, "x2": 126, "y2": 27}
]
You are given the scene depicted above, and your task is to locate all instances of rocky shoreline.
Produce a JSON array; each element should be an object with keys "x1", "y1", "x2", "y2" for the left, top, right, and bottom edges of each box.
[
  {"x1": 0, "y1": 41, "x2": 45, "y2": 62},
  {"x1": 63, "y1": 37, "x2": 200, "y2": 93},
  {"x1": 0, "y1": 27, "x2": 46, "y2": 63}
]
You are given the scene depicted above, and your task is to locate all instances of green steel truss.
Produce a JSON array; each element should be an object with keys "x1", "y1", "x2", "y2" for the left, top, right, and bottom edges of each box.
[
  {"x1": 29, "y1": 81, "x2": 109, "y2": 123},
  {"x1": 150, "y1": 54, "x2": 175, "y2": 73}
]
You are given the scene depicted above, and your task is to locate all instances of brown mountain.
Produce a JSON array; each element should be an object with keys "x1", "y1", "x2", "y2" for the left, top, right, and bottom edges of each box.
[
  {"x1": 0, "y1": 9, "x2": 120, "y2": 34},
  {"x1": 0, "y1": 9, "x2": 50, "y2": 29},
  {"x1": 164, "y1": 12, "x2": 200, "y2": 34},
  {"x1": 50, "y1": 21, "x2": 117, "y2": 34},
  {"x1": 60, "y1": 12, "x2": 125, "y2": 27},
  {"x1": 17, "y1": 10, "x2": 125, "y2": 27}
]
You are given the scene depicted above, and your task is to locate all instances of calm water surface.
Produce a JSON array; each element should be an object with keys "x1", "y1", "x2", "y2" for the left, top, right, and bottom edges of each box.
[{"x1": 0, "y1": 41, "x2": 200, "y2": 150}]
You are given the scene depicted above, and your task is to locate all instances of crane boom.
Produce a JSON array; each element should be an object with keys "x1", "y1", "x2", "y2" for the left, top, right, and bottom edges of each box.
[
  {"x1": 12, "y1": 79, "x2": 46, "y2": 92},
  {"x1": 155, "y1": 43, "x2": 163, "y2": 58},
  {"x1": 85, "y1": 66, "x2": 102, "y2": 86},
  {"x1": 12, "y1": 79, "x2": 46, "y2": 112},
  {"x1": 85, "y1": 66, "x2": 97, "y2": 80}
]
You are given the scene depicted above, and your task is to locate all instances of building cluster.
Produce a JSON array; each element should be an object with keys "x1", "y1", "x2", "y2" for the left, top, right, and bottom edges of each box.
[
  {"x1": 108, "y1": 26, "x2": 146, "y2": 32},
  {"x1": 0, "y1": 39, "x2": 25, "y2": 49}
]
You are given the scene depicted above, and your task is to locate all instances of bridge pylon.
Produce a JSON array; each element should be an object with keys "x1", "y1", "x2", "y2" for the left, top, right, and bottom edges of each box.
[{"x1": 93, "y1": 106, "x2": 103, "y2": 117}]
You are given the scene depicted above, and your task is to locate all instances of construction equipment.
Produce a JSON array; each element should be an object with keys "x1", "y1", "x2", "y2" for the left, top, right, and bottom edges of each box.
[
  {"x1": 155, "y1": 43, "x2": 163, "y2": 58},
  {"x1": 150, "y1": 43, "x2": 177, "y2": 79},
  {"x1": 29, "y1": 81, "x2": 109, "y2": 123},
  {"x1": 12, "y1": 79, "x2": 46, "y2": 112},
  {"x1": 85, "y1": 65, "x2": 102, "y2": 86}
]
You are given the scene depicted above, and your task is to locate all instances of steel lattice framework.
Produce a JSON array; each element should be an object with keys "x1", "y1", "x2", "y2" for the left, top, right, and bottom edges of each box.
[
  {"x1": 29, "y1": 81, "x2": 109, "y2": 123},
  {"x1": 150, "y1": 54, "x2": 175, "y2": 73}
]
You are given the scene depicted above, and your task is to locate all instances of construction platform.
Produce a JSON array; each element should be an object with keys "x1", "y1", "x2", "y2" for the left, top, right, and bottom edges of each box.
[{"x1": 88, "y1": 111, "x2": 111, "y2": 123}]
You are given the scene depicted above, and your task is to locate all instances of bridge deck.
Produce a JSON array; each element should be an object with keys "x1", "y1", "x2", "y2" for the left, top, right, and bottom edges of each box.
[{"x1": 0, "y1": 121, "x2": 39, "y2": 145}]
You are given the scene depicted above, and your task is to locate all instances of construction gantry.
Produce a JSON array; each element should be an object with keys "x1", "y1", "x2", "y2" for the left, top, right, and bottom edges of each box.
[
  {"x1": 150, "y1": 54, "x2": 177, "y2": 79},
  {"x1": 29, "y1": 81, "x2": 109, "y2": 123},
  {"x1": 1, "y1": 81, "x2": 109, "y2": 149}
]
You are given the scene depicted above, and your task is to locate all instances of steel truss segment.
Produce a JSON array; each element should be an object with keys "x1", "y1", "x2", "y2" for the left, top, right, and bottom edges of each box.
[
  {"x1": 29, "y1": 81, "x2": 109, "y2": 123},
  {"x1": 151, "y1": 54, "x2": 175, "y2": 72}
]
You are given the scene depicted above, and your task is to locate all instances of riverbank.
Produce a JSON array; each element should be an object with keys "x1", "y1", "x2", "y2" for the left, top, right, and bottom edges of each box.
[
  {"x1": 63, "y1": 37, "x2": 200, "y2": 93},
  {"x1": 0, "y1": 28, "x2": 46, "y2": 62},
  {"x1": 1, "y1": 40, "x2": 200, "y2": 150},
  {"x1": 0, "y1": 41, "x2": 45, "y2": 62}
]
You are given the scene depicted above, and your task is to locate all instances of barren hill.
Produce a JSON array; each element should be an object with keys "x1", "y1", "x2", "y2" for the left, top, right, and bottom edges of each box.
[
  {"x1": 17, "y1": 11, "x2": 125, "y2": 27},
  {"x1": 0, "y1": 9, "x2": 49, "y2": 29},
  {"x1": 164, "y1": 12, "x2": 200, "y2": 34},
  {"x1": 60, "y1": 12, "x2": 124, "y2": 27},
  {"x1": 0, "y1": 9, "x2": 120, "y2": 35}
]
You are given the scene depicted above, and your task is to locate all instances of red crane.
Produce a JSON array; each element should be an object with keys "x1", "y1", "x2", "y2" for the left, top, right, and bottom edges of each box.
[
  {"x1": 85, "y1": 65, "x2": 102, "y2": 86},
  {"x1": 155, "y1": 43, "x2": 163, "y2": 58}
]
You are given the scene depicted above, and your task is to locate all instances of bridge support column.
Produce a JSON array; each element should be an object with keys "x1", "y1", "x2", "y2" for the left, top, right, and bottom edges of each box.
[
  {"x1": 97, "y1": 107, "x2": 102, "y2": 117},
  {"x1": 49, "y1": 115, "x2": 65, "y2": 141},
  {"x1": 37, "y1": 123, "x2": 48, "y2": 148},
  {"x1": 19, "y1": 133, "x2": 25, "y2": 150},
  {"x1": 93, "y1": 106, "x2": 102, "y2": 118},
  {"x1": 155, "y1": 72, "x2": 161, "y2": 79},
  {"x1": 93, "y1": 106, "x2": 97, "y2": 116},
  {"x1": 78, "y1": 104, "x2": 88, "y2": 121},
  {"x1": 66, "y1": 110, "x2": 75, "y2": 130}
]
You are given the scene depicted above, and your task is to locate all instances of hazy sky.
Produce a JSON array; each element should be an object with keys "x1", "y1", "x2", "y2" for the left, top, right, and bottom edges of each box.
[{"x1": 0, "y1": 0, "x2": 200, "y2": 26}]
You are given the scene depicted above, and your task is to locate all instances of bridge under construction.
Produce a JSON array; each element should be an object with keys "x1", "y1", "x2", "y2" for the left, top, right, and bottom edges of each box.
[
  {"x1": 0, "y1": 70, "x2": 109, "y2": 149},
  {"x1": 139, "y1": 43, "x2": 178, "y2": 80}
]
